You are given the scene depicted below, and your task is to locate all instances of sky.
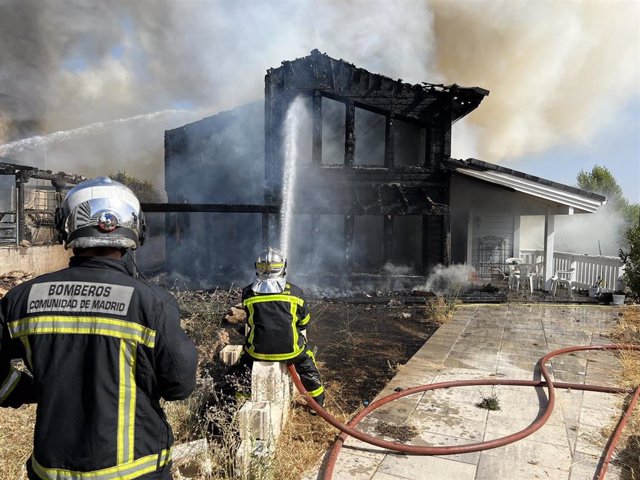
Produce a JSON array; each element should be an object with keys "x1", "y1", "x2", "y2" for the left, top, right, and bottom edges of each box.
[{"x1": 0, "y1": 0, "x2": 638, "y2": 203}]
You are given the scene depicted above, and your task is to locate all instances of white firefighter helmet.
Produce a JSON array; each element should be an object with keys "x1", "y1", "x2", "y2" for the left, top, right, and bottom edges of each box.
[
  {"x1": 255, "y1": 247, "x2": 287, "y2": 280},
  {"x1": 56, "y1": 176, "x2": 145, "y2": 250}
]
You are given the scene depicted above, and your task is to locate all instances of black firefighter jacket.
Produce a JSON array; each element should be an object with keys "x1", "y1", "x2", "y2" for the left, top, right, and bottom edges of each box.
[
  {"x1": 0, "y1": 256, "x2": 198, "y2": 480},
  {"x1": 241, "y1": 282, "x2": 310, "y2": 361}
]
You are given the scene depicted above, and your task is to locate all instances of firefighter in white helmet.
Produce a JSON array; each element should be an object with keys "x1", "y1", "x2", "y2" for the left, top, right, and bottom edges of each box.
[
  {"x1": 0, "y1": 176, "x2": 197, "y2": 479},
  {"x1": 239, "y1": 247, "x2": 325, "y2": 409}
]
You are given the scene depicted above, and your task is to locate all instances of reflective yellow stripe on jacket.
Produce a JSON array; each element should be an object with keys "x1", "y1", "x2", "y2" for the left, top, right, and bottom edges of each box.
[
  {"x1": 7, "y1": 316, "x2": 156, "y2": 347},
  {"x1": 31, "y1": 449, "x2": 172, "y2": 480},
  {"x1": 243, "y1": 294, "x2": 305, "y2": 361}
]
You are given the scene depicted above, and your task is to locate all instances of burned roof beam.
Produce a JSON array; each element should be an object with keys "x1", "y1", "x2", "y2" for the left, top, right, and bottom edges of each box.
[
  {"x1": 141, "y1": 203, "x2": 280, "y2": 214},
  {"x1": 0, "y1": 160, "x2": 86, "y2": 185}
]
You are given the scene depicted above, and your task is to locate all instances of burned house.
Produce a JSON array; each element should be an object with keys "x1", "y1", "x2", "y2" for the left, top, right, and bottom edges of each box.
[{"x1": 161, "y1": 50, "x2": 604, "y2": 289}]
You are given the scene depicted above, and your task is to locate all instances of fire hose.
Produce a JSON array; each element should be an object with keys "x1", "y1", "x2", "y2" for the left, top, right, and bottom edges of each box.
[{"x1": 287, "y1": 344, "x2": 640, "y2": 480}]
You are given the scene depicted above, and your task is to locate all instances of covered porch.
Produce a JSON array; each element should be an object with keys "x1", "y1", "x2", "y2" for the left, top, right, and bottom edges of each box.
[{"x1": 446, "y1": 158, "x2": 621, "y2": 291}]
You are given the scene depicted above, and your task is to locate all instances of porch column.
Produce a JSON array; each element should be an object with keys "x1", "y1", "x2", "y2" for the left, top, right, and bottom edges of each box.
[
  {"x1": 513, "y1": 216, "x2": 521, "y2": 258},
  {"x1": 466, "y1": 210, "x2": 474, "y2": 265},
  {"x1": 543, "y1": 210, "x2": 555, "y2": 291}
]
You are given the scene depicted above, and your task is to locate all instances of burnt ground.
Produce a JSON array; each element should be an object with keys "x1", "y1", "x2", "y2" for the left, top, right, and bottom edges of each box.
[{"x1": 304, "y1": 299, "x2": 439, "y2": 410}]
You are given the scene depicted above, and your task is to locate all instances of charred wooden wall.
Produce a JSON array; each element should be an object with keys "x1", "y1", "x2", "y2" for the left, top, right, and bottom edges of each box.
[{"x1": 263, "y1": 50, "x2": 487, "y2": 276}]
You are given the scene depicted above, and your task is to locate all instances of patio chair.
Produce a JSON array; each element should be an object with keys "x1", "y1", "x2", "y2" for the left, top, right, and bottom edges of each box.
[
  {"x1": 505, "y1": 258, "x2": 522, "y2": 290},
  {"x1": 512, "y1": 263, "x2": 536, "y2": 294},
  {"x1": 490, "y1": 266, "x2": 510, "y2": 289},
  {"x1": 533, "y1": 261, "x2": 546, "y2": 290},
  {"x1": 551, "y1": 268, "x2": 575, "y2": 298}
]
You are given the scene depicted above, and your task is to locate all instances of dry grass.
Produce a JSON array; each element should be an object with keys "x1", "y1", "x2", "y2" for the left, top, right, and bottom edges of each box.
[
  {"x1": 609, "y1": 306, "x2": 640, "y2": 479},
  {"x1": 424, "y1": 293, "x2": 460, "y2": 324},
  {"x1": 0, "y1": 404, "x2": 35, "y2": 479},
  {"x1": 271, "y1": 382, "x2": 352, "y2": 480}
]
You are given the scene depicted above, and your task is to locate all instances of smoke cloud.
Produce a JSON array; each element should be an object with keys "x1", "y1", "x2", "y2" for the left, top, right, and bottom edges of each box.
[
  {"x1": 2, "y1": 0, "x2": 637, "y2": 181},
  {"x1": 431, "y1": 0, "x2": 640, "y2": 160},
  {"x1": 0, "y1": 0, "x2": 434, "y2": 188}
]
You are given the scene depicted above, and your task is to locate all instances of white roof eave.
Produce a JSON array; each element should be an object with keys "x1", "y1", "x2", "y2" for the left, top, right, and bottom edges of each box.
[{"x1": 456, "y1": 168, "x2": 604, "y2": 213}]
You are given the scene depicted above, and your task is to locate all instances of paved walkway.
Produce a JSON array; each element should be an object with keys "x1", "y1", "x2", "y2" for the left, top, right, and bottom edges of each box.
[{"x1": 306, "y1": 304, "x2": 629, "y2": 480}]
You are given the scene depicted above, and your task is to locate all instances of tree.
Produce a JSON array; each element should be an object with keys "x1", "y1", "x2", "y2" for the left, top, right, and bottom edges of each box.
[
  {"x1": 577, "y1": 164, "x2": 638, "y2": 225},
  {"x1": 109, "y1": 171, "x2": 162, "y2": 203},
  {"x1": 577, "y1": 165, "x2": 625, "y2": 207},
  {"x1": 620, "y1": 217, "x2": 640, "y2": 298}
]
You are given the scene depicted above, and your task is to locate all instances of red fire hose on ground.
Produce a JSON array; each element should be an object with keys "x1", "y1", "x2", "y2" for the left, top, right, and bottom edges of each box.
[{"x1": 287, "y1": 344, "x2": 640, "y2": 480}]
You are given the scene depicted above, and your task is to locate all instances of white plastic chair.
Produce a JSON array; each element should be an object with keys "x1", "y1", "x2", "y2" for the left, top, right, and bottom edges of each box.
[
  {"x1": 551, "y1": 269, "x2": 575, "y2": 298},
  {"x1": 534, "y1": 261, "x2": 545, "y2": 290},
  {"x1": 505, "y1": 258, "x2": 522, "y2": 290},
  {"x1": 513, "y1": 263, "x2": 536, "y2": 294}
]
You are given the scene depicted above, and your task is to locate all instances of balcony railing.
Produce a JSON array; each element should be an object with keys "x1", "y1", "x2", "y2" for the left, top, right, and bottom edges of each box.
[{"x1": 520, "y1": 249, "x2": 625, "y2": 291}]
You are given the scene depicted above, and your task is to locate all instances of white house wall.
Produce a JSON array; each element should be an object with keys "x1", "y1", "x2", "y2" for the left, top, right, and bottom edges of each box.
[{"x1": 450, "y1": 175, "x2": 557, "y2": 265}]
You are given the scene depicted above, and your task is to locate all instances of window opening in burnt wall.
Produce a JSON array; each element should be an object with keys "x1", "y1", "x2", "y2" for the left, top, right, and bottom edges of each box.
[
  {"x1": 288, "y1": 214, "x2": 345, "y2": 274},
  {"x1": 352, "y1": 215, "x2": 384, "y2": 273},
  {"x1": 354, "y1": 107, "x2": 385, "y2": 167},
  {"x1": 391, "y1": 215, "x2": 423, "y2": 271},
  {"x1": 394, "y1": 118, "x2": 426, "y2": 167},
  {"x1": 321, "y1": 97, "x2": 346, "y2": 165}
]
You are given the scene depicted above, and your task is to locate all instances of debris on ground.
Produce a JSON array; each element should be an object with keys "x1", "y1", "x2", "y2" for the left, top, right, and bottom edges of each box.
[
  {"x1": 224, "y1": 304, "x2": 246, "y2": 325},
  {"x1": 0, "y1": 271, "x2": 35, "y2": 298}
]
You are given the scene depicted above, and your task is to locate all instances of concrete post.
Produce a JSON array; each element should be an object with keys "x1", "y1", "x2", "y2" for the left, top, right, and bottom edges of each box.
[
  {"x1": 218, "y1": 347, "x2": 294, "y2": 478},
  {"x1": 543, "y1": 211, "x2": 555, "y2": 291}
]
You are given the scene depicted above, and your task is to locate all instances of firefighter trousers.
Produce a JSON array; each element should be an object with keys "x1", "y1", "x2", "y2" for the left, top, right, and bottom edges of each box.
[{"x1": 234, "y1": 347, "x2": 325, "y2": 407}]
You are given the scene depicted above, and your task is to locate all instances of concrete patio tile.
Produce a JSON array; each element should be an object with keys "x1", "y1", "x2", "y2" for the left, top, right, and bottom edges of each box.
[
  {"x1": 369, "y1": 396, "x2": 422, "y2": 416},
  {"x1": 495, "y1": 351, "x2": 543, "y2": 367},
  {"x1": 442, "y1": 358, "x2": 498, "y2": 372},
  {"x1": 411, "y1": 408, "x2": 486, "y2": 442},
  {"x1": 567, "y1": 451, "x2": 605, "y2": 480},
  {"x1": 458, "y1": 331, "x2": 504, "y2": 341},
  {"x1": 411, "y1": 430, "x2": 482, "y2": 465},
  {"x1": 368, "y1": 408, "x2": 415, "y2": 427},
  {"x1": 376, "y1": 453, "x2": 477, "y2": 480},
  {"x1": 421, "y1": 383, "x2": 493, "y2": 404},
  {"x1": 501, "y1": 331, "x2": 548, "y2": 344},
  {"x1": 481, "y1": 437, "x2": 573, "y2": 471},
  {"x1": 494, "y1": 363, "x2": 536, "y2": 378},
  {"x1": 580, "y1": 391, "x2": 621, "y2": 414},
  {"x1": 484, "y1": 413, "x2": 570, "y2": 447},
  {"x1": 579, "y1": 405, "x2": 620, "y2": 430},
  {"x1": 370, "y1": 472, "x2": 411, "y2": 480},
  {"x1": 551, "y1": 356, "x2": 589, "y2": 370},
  {"x1": 552, "y1": 371, "x2": 589, "y2": 384},
  {"x1": 341, "y1": 436, "x2": 390, "y2": 459},
  {"x1": 475, "y1": 452, "x2": 570, "y2": 480},
  {"x1": 326, "y1": 449, "x2": 384, "y2": 480},
  {"x1": 500, "y1": 341, "x2": 550, "y2": 355},
  {"x1": 574, "y1": 423, "x2": 609, "y2": 457},
  {"x1": 417, "y1": 392, "x2": 490, "y2": 423},
  {"x1": 430, "y1": 368, "x2": 500, "y2": 383}
]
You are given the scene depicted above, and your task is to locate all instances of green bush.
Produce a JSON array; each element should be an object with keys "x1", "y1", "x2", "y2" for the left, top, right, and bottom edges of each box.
[
  {"x1": 109, "y1": 171, "x2": 162, "y2": 203},
  {"x1": 620, "y1": 218, "x2": 640, "y2": 298}
]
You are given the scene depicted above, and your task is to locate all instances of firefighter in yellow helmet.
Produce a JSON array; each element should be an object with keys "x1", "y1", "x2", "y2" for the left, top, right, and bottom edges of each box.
[
  {"x1": 240, "y1": 247, "x2": 325, "y2": 409},
  {"x1": 0, "y1": 176, "x2": 197, "y2": 479}
]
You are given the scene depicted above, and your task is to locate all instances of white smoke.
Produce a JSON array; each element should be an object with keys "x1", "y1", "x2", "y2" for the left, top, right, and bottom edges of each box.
[
  {"x1": 520, "y1": 204, "x2": 627, "y2": 257},
  {"x1": 419, "y1": 264, "x2": 476, "y2": 296},
  {"x1": 431, "y1": 0, "x2": 640, "y2": 161},
  {"x1": 0, "y1": 0, "x2": 435, "y2": 188},
  {"x1": 2, "y1": 0, "x2": 637, "y2": 184}
]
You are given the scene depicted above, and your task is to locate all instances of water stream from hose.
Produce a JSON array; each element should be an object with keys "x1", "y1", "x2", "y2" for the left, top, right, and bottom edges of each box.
[
  {"x1": 280, "y1": 96, "x2": 304, "y2": 259},
  {"x1": 0, "y1": 109, "x2": 191, "y2": 155}
]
